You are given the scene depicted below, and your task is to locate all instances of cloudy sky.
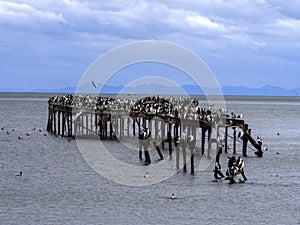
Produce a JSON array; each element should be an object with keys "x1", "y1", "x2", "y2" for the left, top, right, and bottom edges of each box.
[{"x1": 1, "y1": 0, "x2": 300, "y2": 91}]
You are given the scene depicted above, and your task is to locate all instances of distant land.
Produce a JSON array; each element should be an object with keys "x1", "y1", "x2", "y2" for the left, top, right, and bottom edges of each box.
[{"x1": 1, "y1": 84, "x2": 300, "y2": 96}]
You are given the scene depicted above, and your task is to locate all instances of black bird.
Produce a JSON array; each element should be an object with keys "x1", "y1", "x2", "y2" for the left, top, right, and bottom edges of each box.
[
  {"x1": 16, "y1": 171, "x2": 23, "y2": 176},
  {"x1": 238, "y1": 132, "x2": 242, "y2": 138}
]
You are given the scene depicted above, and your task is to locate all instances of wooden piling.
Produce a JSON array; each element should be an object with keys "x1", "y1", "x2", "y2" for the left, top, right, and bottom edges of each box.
[
  {"x1": 233, "y1": 128, "x2": 237, "y2": 154},
  {"x1": 207, "y1": 127, "x2": 212, "y2": 158},
  {"x1": 190, "y1": 127, "x2": 196, "y2": 174},
  {"x1": 224, "y1": 127, "x2": 228, "y2": 153},
  {"x1": 183, "y1": 139, "x2": 187, "y2": 172},
  {"x1": 58, "y1": 111, "x2": 61, "y2": 136},
  {"x1": 53, "y1": 110, "x2": 57, "y2": 135},
  {"x1": 95, "y1": 114, "x2": 98, "y2": 135},
  {"x1": 110, "y1": 119, "x2": 113, "y2": 139},
  {"x1": 154, "y1": 119, "x2": 158, "y2": 140},
  {"x1": 168, "y1": 123, "x2": 172, "y2": 157},
  {"x1": 242, "y1": 130, "x2": 248, "y2": 157},
  {"x1": 143, "y1": 140, "x2": 151, "y2": 164},
  {"x1": 176, "y1": 142, "x2": 180, "y2": 170},
  {"x1": 190, "y1": 147, "x2": 195, "y2": 174},
  {"x1": 127, "y1": 117, "x2": 130, "y2": 136},
  {"x1": 154, "y1": 140, "x2": 164, "y2": 160},
  {"x1": 139, "y1": 139, "x2": 143, "y2": 160},
  {"x1": 201, "y1": 127, "x2": 206, "y2": 155},
  {"x1": 63, "y1": 113, "x2": 66, "y2": 136},
  {"x1": 133, "y1": 118, "x2": 136, "y2": 136}
]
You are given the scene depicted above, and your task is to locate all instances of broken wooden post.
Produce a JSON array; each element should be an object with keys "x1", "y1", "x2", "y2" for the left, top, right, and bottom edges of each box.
[{"x1": 153, "y1": 140, "x2": 164, "y2": 160}]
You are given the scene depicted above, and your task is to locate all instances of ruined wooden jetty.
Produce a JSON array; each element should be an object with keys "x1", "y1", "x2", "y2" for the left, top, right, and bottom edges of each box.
[{"x1": 47, "y1": 95, "x2": 263, "y2": 174}]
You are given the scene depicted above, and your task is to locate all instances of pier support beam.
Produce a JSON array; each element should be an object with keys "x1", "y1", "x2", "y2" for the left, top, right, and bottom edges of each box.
[
  {"x1": 183, "y1": 139, "x2": 187, "y2": 172},
  {"x1": 224, "y1": 127, "x2": 228, "y2": 153},
  {"x1": 143, "y1": 140, "x2": 151, "y2": 164},
  {"x1": 233, "y1": 127, "x2": 237, "y2": 154},
  {"x1": 168, "y1": 123, "x2": 172, "y2": 157},
  {"x1": 190, "y1": 127, "x2": 196, "y2": 174},
  {"x1": 139, "y1": 140, "x2": 143, "y2": 160},
  {"x1": 201, "y1": 127, "x2": 206, "y2": 155},
  {"x1": 176, "y1": 142, "x2": 180, "y2": 170},
  {"x1": 242, "y1": 136, "x2": 248, "y2": 157}
]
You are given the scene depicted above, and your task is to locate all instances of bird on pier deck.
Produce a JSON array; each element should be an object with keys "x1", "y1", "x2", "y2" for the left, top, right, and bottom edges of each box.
[
  {"x1": 257, "y1": 136, "x2": 262, "y2": 145},
  {"x1": 188, "y1": 135, "x2": 194, "y2": 143},
  {"x1": 238, "y1": 132, "x2": 242, "y2": 138}
]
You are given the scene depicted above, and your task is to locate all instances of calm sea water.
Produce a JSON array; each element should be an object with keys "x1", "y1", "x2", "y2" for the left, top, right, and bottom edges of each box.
[{"x1": 0, "y1": 92, "x2": 299, "y2": 225}]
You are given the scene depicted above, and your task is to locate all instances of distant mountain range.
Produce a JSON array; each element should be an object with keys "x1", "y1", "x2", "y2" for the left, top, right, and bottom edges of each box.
[{"x1": 1, "y1": 84, "x2": 300, "y2": 96}]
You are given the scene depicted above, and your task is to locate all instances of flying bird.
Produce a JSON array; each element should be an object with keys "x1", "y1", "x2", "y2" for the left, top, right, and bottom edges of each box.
[{"x1": 92, "y1": 81, "x2": 97, "y2": 88}]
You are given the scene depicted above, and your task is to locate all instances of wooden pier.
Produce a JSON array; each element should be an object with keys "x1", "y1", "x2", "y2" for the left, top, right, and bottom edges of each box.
[{"x1": 47, "y1": 95, "x2": 263, "y2": 174}]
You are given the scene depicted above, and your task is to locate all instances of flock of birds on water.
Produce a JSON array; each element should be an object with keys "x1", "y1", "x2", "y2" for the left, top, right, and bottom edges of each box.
[
  {"x1": 0, "y1": 125, "x2": 50, "y2": 178},
  {"x1": 1, "y1": 126, "x2": 48, "y2": 140}
]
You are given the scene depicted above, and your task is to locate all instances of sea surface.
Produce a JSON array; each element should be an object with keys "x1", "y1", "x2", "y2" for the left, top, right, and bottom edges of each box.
[{"x1": 0, "y1": 92, "x2": 299, "y2": 225}]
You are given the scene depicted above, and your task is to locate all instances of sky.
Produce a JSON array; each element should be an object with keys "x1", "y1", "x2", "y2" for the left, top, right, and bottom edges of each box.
[{"x1": 0, "y1": 0, "x2": 300, "y2": 91}]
